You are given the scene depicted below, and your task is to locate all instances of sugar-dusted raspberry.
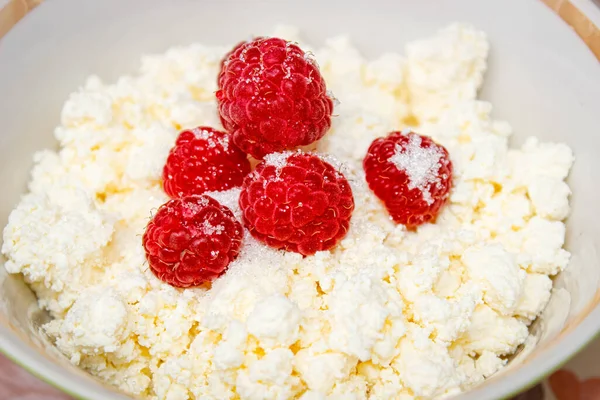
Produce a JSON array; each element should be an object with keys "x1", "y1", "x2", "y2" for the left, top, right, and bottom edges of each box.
[
  {"x1": 363, "y1": 131, "x2": 453, "y2": 228},
  {"x1": 142, "y1": 195, "x2": 243, "y2": 287},
  {"x1": 216, "y1": 37, "x2": 334, "y2": 159},
  {"x1": 239, "y1": 151, "x2": 354, "y2": 255},
  {"x1": 162, "y1": 127, "x2": 251, "y2": 198}
]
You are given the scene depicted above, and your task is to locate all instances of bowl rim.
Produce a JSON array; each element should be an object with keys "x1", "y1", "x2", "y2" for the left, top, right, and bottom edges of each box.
[
  {"x1": 0, "y1": 331, "x2": 86, "y2": 400},
  {"x1": 0, "y1": 0, "x2": 599, "y2": 399}
]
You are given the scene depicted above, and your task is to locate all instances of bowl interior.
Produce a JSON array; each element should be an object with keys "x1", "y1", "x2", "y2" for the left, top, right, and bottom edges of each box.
[{"x1": 1, "y1": 0, "x2": 600, "y2": 399}]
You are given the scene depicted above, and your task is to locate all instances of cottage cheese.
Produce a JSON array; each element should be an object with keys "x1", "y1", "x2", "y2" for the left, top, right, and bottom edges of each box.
[{"x1": 1, "y1": 23, "x2": 574, "y2": 399}]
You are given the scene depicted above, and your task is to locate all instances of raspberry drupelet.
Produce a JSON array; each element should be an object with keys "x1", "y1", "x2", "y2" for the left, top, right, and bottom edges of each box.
[
  {"x1": 239, "y1": 151, "x2": 354, "y2": 256},
  {"x1": 217, "y1": 37, "x2": 334, "y2": 159},
  {"x1": 364, "y1": 131, "x2": 453, "y2": 228},
  {"x1": 142, "y1": 195, "x2": 243, "y2": 287},
  {"x1": 162, "y1": 127, "x2": 251, "y2": 198}
]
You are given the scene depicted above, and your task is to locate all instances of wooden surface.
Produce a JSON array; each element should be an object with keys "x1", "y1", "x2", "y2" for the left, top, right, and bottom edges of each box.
[
  {"x1": 542, "y1": 0, "x2": 600, "y2": 59},
  {"x1": 0, "y1": 0, "x2": 41, "y2": 38}
]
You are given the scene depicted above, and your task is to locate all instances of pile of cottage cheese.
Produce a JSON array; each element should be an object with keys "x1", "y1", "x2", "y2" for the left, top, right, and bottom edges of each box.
[{"x1": 1, "y1": 24, "x2": 574, "y2": 399}]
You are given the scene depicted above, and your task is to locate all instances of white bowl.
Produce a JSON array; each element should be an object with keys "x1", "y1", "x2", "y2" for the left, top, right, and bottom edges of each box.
[{"x1": 1, "y1": 0, "x2": 600, "y2": 398}]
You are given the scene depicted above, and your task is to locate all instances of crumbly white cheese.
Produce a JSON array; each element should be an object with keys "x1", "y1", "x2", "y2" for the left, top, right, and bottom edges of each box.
[
  {"x1": 405, "y1": 23, "x2": 489, "y2": 123},
  {"x1": 1, "y1": 23, "x2": 573, "y2": 399},
  {"x1": 515, "y1": 273, "x2": 553, "y2": 320},
  {"x1": 45, "y1": 287, "x2": 131, "y2": 363},
  {"x1": 462, "y1": 244, "x2": 525, "y2": 315},
  {"x1": 246, "y1": 295, "x2": 301, "y2": 349},
  {"x1": 527, "y1": 176, "x2": 571, "y2": 221}
]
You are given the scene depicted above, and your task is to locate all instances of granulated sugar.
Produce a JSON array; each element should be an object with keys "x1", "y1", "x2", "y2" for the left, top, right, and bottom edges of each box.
[
  {"x1": 201, "y1": 220, "x2": 225, "y2": 235},
  {"x1": 389, "y1": 133, "x2": 443, "y2": 204},
  {"x1": 205, "y1": 188, "x2": 243, "y2": 220},
  {"x1": 263, "y1": 151, "x2": 292, "y2": 169},
  {"x1": 191, "y1": 127, "x2": 230, "y2": 151}
]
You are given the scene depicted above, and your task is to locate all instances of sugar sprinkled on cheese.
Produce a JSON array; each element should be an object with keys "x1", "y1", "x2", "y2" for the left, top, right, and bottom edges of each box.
[{"x1": 205, "y1": 188, "x2": 243, "y2": 220}]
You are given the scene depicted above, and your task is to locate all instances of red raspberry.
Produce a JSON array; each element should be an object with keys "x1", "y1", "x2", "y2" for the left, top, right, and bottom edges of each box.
[
  {"x1": 216, "y1": 37, "x2": 334, "y2": 159},
  {"x1": 163, "y1": 127, "x2": 251, "y2": 198},
  {"x1": 363, "y1": 131, "x2": 453, "y2": 228},
  {"x1": 239, "y1": 151, "x2": 354, "y2": 256},
  {"x1": 142, "y1": 195, "x2": 243, "y2": 287},
  {"x1": 218, "y1": 40, "x2": 245, "y2": 74}
]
